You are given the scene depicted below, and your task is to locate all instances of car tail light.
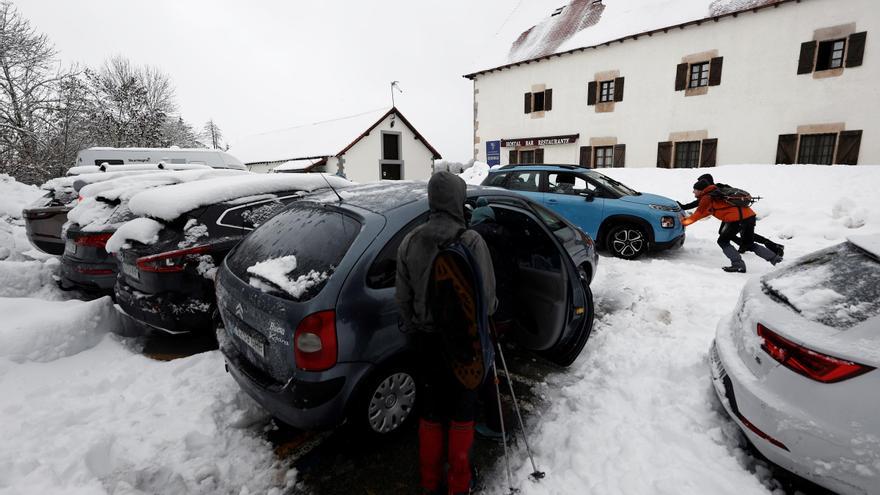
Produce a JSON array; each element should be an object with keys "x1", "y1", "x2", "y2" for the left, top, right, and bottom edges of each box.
[
  {"x1": 294, "y1": 310, "x2": 337, "y2": 371},
  {"x1": 757, "y1": 324, "x2": 875, "y2": 383},
  {"x1": 75, "y1": 267, "x2": 114, "y2": 276},
  {"x1": 75, "y1": 233, "x2": 113, "y2": 249},
  {"x1": 136, "y1": 245, "x2": 211, "y2": 273}
]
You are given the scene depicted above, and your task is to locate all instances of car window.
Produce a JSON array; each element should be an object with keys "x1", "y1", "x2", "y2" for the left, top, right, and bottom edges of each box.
[
  {"x1": 547, "y1": 172, "x2": 595, "y2": 196},
  {"x1": 367, "y1": 213, "x2": 429, "y2": 289},
  {"x1": 219, "y1": 196, "x2": 299, "y2": 230},
  {"x1": 485, "y1": 173, "x2": 509, "y2": 187},
  {"x1": 530, "y1": 202, "x2": 581, "y2": 245},
  {"x1": 507, "y1": 171, "x2": 541, "y2": 192}
]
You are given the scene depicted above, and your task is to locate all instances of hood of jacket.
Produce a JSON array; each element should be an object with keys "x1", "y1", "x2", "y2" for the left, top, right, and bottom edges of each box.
[{"x1": 428, "y1": 171, "x2": 466, "y2": 225}]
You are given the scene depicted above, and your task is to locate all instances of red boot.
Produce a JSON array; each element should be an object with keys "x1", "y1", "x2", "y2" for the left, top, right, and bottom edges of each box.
[
  {"x1": 419, "y1": 419, "x2": 444, "y2": 493},
  {"x1": 447, "y1": 420, "x2": 475, "y2": 494}
]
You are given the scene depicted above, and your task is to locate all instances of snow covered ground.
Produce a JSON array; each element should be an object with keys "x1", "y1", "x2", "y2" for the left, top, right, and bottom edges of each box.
[{"x1": 0, "y1": 165, "x2": 878, "y2": 494}]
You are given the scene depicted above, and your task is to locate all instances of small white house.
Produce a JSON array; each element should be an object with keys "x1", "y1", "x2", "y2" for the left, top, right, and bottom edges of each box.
[{"x1": 232, "y1": 107, "x2": 441, "y2": 182}]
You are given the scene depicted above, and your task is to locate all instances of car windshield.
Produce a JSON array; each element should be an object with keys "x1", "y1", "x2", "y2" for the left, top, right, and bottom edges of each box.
[
  {"x1": 227, "y1": 205, "x2": 362, "y2": 301},
  {"x1": 585, "y1": 171, "x2": 639, "y2": 197},
  {"x1": 762, "y1": 242, "x2": 880, "y2": 329}
]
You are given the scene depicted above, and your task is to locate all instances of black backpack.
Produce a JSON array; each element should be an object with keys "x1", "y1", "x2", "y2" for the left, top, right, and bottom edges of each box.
[{"x1": 710, "y1": 183, "x2": 760, "y2": 208}]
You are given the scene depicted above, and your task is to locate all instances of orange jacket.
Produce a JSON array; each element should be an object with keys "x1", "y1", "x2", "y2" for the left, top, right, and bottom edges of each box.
[{"x1": 682, "y1": 184, "x2": 755, "y2": 226}]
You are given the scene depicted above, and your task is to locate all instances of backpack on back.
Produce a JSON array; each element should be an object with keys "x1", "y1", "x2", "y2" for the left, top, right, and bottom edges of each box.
[
  {"x1": 427, "y1": 232, "x2": 495, "y2": 390},
  {"x1": 710, "y1": 183, "x2": 760, "y2": 208}
]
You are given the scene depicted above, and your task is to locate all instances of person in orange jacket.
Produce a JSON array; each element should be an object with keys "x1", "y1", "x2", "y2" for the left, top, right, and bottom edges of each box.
[{"x1": 682, "y1": 178, "x2": 782, "y2": 273}]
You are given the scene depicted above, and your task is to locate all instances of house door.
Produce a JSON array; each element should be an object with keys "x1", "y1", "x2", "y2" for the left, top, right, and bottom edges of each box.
[{"x1": 381, "y1": 163, "x2": 402, "y2": 180}]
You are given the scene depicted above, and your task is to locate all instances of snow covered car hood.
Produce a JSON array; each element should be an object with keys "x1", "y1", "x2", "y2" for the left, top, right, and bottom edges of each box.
[
  {"x1": 847, "y1": 233, "x2": 880, "y2": 259},
  {"x1": 617, "y1": 192, "x2": 680, "y2": 209}
]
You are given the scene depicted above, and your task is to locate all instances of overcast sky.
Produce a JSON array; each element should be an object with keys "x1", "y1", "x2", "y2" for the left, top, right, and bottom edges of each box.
[{"x1": 14, "y1": 0, "x2": 524, "y2": 163}]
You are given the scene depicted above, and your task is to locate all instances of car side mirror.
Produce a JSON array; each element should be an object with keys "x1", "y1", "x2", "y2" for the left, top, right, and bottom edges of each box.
[{"x1": 580, "y1": 192, "x2": 595, "y2": 202}]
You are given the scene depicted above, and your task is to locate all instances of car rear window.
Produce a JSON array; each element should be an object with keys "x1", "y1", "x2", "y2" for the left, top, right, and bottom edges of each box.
[
  {"x1": 762, "y1": 242, "x2": 880, "y2": 329},
  {"x1": 227, "y1": 205, "x2": 361, "y2": 301}
]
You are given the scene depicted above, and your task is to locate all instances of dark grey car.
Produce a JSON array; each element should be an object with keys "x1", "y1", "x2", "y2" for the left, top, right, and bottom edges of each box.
[{"x1": 216, "y1": 182, "x2": 598, "y2": 435}]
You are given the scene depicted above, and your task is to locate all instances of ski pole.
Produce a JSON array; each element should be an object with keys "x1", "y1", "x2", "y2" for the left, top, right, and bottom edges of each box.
[
  {"x1": 492, "y1": 360, "x2": 518, "y2": 494},
  {"x1": 494, "y1": 337, "x2": 545, "y2": 481}
]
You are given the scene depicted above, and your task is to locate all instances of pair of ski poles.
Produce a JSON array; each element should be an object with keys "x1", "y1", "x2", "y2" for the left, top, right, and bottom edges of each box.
[{"x1": 489, "y1": 322, "x2": 545, "y2": 494}]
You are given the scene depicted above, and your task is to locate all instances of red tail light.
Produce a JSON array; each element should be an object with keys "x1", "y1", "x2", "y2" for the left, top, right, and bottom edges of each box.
[
  {"x1": 294, "y1": 310, "x2": 337, "y2": 371},
  {"x1": 75, "y1": 233, "x2": 113, "y2": 249},
  {"x1": 757, "y1": 324, "x2": 875, "y2": 383},
  {"x1": 136, "y1": 245, "x2": 211, "y2": 273}
]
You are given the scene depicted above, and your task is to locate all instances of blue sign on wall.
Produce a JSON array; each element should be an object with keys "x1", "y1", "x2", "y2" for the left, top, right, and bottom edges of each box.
[{"x1": 486, "y1": 140, "x2": 501, "y2": 166}]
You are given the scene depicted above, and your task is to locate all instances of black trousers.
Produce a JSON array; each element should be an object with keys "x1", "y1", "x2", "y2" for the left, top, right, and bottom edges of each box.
[
  {"x1": 417, "y1": 334, "x2": 478, "y2": 423},
  {"x1": 718, "y1": 216, "x2": 756, "y2": 250}
]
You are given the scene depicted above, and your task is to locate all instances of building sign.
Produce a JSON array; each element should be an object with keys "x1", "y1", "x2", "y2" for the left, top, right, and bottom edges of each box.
[
  {"x1": 501, "y1": 134, "x2": 579, "y2": 148},
  {"x1": 486, "y1": 140, "x2": 501, "y2": 166}
]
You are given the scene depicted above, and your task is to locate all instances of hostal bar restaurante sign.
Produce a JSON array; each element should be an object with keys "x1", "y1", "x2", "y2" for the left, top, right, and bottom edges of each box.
[{"x1": 501, "y1": 134, "x2": 579, "y2": 148}]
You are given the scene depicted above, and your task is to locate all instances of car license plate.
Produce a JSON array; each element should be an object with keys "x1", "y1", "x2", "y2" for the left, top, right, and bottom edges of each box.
[
  {"x1": 122, "y1": 263, "x2": 140, "y2": 281},
  {"x1": 64, "y1": 240, "x2": 76, "y2": 255},
  {"x1": 232, "y1": 324, "x2": 265, "y2": 359}
]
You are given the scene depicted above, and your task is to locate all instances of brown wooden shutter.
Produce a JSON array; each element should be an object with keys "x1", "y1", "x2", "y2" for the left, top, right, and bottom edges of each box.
[
  {"x1": 835, "y1": 130, "x2": 862, "y2": 165},
  {"x1": 613, "y1": 77, "x2": 625, "y2": 102},
  {"x1": 775, "y1": 134, "x2": 798, "y2": 164},
  {"x1": 657, "y1": 142, "x2": 673, "y2": 168},
  {"x1": 587, "y1": 81, "x2": 597, "y2": 106},
  {"x1": 846, "y1": 32, "x2": 867, "y2": 68},
  {"x1": 579, "y1": 146, "x2": 592, "y2": 167},
  {"x1": 544, "y1": 89, "x2": 553, "y2": 111},
  {"x1": 675, "y1": 63, "x2": 688, "y2": 91},
  {"x1": 613, "y1": 144, "x2": 626, "y2": 168},
  {"x1": 534, "y1": 148, "x2": 545, "y2": 164},
  {"x1": 709, "y1": 57, "x2": 723, "y2": 86},
  {"x1": 798, "y1": 41, "x2": 817, "y2": 74},
  {"x1": 700, "y1": 138, "x2": 718, "y2": 167},
  {"x1": 524, "y1": 92, "x2": 532, "y2": 114},
  {"x1": 509, "y1": 150, "x2": 518, "y2": 165}
]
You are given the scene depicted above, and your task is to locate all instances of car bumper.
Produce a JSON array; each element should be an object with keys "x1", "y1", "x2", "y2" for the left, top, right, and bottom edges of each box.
[
  {"x1": 220, "y1": 335, "x2": 372, "y2": 430},
  {"x1": 59, "y1": 259, "x2": 117, "y2": 292},
  {"x1": 114, "y1": 281, "x2": 214, "y2": 335},
  {"x1": 653, "y1": 233, "x2": 685, "y2": 251},
  {"x1": 710, "y1": 329, "x2": 877, "y2": 495}
]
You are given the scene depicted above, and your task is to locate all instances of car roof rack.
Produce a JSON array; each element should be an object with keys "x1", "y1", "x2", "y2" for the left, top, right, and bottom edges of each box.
[{"x1": 496, "y1": 163, "x2": 587, "y2": 171}]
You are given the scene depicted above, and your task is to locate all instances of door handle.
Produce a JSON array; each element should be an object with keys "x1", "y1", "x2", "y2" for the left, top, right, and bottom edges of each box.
[{"x1": 547, "y1": 199, "x2": 558, "y2": 204}]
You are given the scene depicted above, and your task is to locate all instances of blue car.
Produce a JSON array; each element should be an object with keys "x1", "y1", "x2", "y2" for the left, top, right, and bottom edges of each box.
[{"x1": 482, "y1": 164, "x2": 685, "y2": 259}]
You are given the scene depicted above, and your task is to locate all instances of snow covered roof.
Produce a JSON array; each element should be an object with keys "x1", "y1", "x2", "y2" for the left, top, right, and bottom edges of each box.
[
  {"x1": 272, "y1": 159, "x2": 323, "y2": 173},
  {"x1": 466, "y1": 0, "x2": 794, "y2": 78},
  {"x1": 127, "y1": 173, "x2": 354, "y2": 221},
  {"x1": 230, "y1": 107, "x2": 441, "y2": 165}
]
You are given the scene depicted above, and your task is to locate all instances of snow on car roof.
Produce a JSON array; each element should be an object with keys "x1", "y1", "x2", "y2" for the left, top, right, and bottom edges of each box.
[
  {"x1": 67, "y1": 163, "x2": 210, "y2": 176},
  {"x1": 848, "y1": 234, "x2": 880, "y2": 259},
  {"x1": 77, "y1": 169, "x2": 245, "y2": 201},
  {"x1": 470, "y1": 0, "x2": 786, "y2": 74},
  {"x1": 128, "y1": 173, "x2": 354, "y2": 221},
  {"x1": 307, "y1": 181, "x2": 429, "y2": 213}
]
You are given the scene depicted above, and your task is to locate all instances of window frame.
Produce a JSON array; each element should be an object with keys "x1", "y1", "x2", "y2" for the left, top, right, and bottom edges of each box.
[
  {"x1": 593, "y1": 146, "x2": 614, "y2": 168},
  {"x1": 599, "y1": 80, "x2": 615, "y2": 103},
  {"x1": 674, "y1": 141, "x2": 702, "y2": 168},
  {"x1": 816, "y1": 38, "x2": 847, "y2": 71},
  {"x1": 688, "y1": 62, "x2": 710, "y2": 88},
  {"x1": 797, "y1": 133, "x2": 836, "y2": 165}
]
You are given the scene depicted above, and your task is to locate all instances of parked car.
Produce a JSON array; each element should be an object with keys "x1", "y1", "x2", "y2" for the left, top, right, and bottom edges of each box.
[
  {"x1": 24, "y1": 163, "x2": 212, "y2": 256},
  {"x1": 710, "y1": 235, "x2": 880, "y2": 495},
  {"x1": 59, "y1": 168, "x2": 244, "y2": 293},
  {"x1": 481, "y1": 164, "x2": 684, "y2": 259},
  {"x1": 72, "y1": 147, "x2": 246, "y2": 170},
  {"x1": 215, "y1": 181, "x2": 598, "y2": 435},
  {"x1": 113, "y1": 174, "x2": 353, "y2": 335}
]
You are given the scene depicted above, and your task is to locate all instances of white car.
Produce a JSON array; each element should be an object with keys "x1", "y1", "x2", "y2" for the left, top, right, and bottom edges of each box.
[{"x1": 710, "y1": 234, "x2": 880, "y2": 495}]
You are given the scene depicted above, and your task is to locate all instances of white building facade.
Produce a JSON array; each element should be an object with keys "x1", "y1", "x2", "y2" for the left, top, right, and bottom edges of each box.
[{"x1": 467, "y1": 0, "x2": 878, "y2": 168}]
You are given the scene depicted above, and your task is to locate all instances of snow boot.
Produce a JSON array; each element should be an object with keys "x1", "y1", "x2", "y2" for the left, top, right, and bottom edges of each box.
[
  {"x1": 447, "y1": 420, "x2": 475, "y2": 495},
  {"x1": 723, "y1": 265, "x2": 747, "y2": 273},
  {"x1": 419, "y1": 419, "x2": 445, "y2": 493}
]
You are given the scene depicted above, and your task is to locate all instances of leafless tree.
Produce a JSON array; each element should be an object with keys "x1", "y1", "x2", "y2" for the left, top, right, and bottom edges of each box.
[
  {"x1": 161, "y1": 116, "x2": 203, "y2": 148},
  {"x1": 202, "y1": 118, "x2": 224, "y2": 149}
]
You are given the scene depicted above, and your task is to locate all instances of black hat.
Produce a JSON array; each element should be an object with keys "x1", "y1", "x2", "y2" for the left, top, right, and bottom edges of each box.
[
  {"x1": 693, "y1": 178, "x2": 711, "y2": 191},
  {"x1": 697, "y1": 173, "x2": 714, "y2": 184}
]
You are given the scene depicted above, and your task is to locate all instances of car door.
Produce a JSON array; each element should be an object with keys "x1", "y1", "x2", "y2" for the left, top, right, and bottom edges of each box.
[
  {"x1": 504, "y1": 170, "x2": 544, "y2": 204},
  {"x1": 544, "y1": 171, "x2": 605, "y2": 239}
]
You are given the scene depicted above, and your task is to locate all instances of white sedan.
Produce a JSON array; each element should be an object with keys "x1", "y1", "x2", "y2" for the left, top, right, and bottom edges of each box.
[{"x1": 710, "y1": 234, "x2": 880, "y2": 495}]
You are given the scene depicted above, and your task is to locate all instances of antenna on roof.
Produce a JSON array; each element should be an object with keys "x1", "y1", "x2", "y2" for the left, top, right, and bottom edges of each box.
[
  {"x1": 319, "y1": 173, "x2": 344, "y2": 203},
  {"x1": 390, "y1": 81, "x2": 403, "y2": 108}
]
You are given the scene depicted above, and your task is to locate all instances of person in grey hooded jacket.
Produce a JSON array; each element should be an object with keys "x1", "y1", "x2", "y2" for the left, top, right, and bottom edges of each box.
[{"x1": 395, "y1": 171, "x2": 496, "y2": 495}]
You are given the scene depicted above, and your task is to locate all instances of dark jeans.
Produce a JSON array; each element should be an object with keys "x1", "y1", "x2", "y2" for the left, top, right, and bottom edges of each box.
[{"x1": 717, "y1": 217, "x2": 778, "y2": 268}]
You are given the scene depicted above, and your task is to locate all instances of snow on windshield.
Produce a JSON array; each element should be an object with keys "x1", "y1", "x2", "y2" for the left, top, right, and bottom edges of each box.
[
  {"x1": 128, "y1": 174, "x2": 353, "y2": 221},
  {"x1": 763, "y1": 242, "x2": 880, "y2": 329},
  {"x1": 246, "y1": 255, "x2": 329, "y2": 299}
]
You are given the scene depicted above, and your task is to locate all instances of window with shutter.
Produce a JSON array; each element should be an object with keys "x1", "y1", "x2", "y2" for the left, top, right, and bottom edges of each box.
[
  {"x1": 613, "y1": 144, "x2": 626, "y2": 168},
  {"x1": 509, "y1": 150, "x2": 518, "y2": 165},
  {"x1": 579, "y1": 146, "x2": 592, "y2": 167},
  {"x1": 846, "y1": 32, "x2": 867, "y2": 68},
  {"x1": 775, "y1": 134, "x2": 798, "y2": 164},
  {"x1": 700, "y1": 138, "x2": 718, "y2": 167},
  {"x1": 675, "y1": 63, "x2": 688, "y2": 91},
  {"x1": 797, "y1": 41, "x2": 817, "y2": 74},
  {"x1": 709, "y1": 57, "x2": 723, "y2": 86},
  {"x1": 797, "y1": 133, "x2": 836, "y2": 165},
  {"x1": 835, "y1": 130, "x2": 862, "y2": 165},
  {"x1": 533, "y1": 91, "x2": 545, "y2": 112},
  {"x1": 613, "y1": 77, "x2": 625, "y2": 102},
  {"x1": 594, "y1": 146, "x2": 614, "y2": 168},
  {"x1": 689, "y1": 62, "x2": 710, "y2": 88},
  {"x1": 534, "y1": 148, "x2": 545, "y2": 164},
  {"x1": 544, "y1": 89, "x2": 553, "y2": 111},
  {"x1": 816, "y1": 39, "x2": 846, "y2": 70},
  {"x1": 657, "y1": 142, "x2": 673, "y2": 168},
  {"x1": 599, "y1": 80, "x2": 615, "y2": 103},
  {"x1": 524, "y1": 93, "x2": 532, "y2": 114},
  {"x1": 587, "y1": 81, "x2": 598, "y2": 106},
  {"x1": 675, "y1": 141, "x2": 701, "y2": 168}
]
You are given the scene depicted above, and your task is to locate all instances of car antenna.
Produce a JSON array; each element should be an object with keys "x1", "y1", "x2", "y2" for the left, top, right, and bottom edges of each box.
[{"x1": 320, "y1": 173, "x2": 344, "y2": 202}]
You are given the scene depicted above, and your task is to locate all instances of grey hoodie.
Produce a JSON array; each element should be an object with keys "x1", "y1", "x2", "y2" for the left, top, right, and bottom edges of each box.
[{"x1": 395, "y1": 172, "x2": 497, "y2": 333}]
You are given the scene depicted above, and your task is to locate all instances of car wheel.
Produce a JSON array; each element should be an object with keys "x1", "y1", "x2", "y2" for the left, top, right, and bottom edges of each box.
[
  {"x1": 357, "y1": 367, "x2": 417, "y2": 435},
  {"x1": 606, "y1": 224, "x2": 648, "y2": 260}
]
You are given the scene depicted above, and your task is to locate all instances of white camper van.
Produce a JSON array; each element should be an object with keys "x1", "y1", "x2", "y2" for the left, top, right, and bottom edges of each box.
[{"x1": 74, "y1": 147, "x2": 247, "y2": 170}]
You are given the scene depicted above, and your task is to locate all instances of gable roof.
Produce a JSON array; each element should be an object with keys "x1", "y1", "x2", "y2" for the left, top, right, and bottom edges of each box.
[
  {"x1": 231, "y1": 107, "x2": 441, "y2": 165},
  {"x1": 465, "y1": 0, "x2": 795, "y2": 79}
]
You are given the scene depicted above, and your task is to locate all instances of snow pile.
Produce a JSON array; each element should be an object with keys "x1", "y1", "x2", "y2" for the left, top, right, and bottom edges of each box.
[
  {"x1": 247, "y1": 255, "x2": 329, "y2": 299},
  {"x1": 0, "y1": 174, "x2": 42, "y2": 219},
  {"x1": 0, "y1": 258, "x2": 63, "y2": 298},
  {"x1": 0, "y1": 297, "x2": 118, "y2": 363},
  {"x1": 460, "y1": 161, "x2": 492, "y2": 185},
  {"x1": 128, "y1": 173, "x2": 353, "y2": 221},
  {"x1": 106, "y1": 218, "x2": 165, "y2": 253}
]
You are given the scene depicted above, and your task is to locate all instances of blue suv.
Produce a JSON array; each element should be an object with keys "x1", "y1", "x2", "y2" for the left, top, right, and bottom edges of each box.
[{"x1": 482, "y1": 164, "x2": 685, "y2": 259}]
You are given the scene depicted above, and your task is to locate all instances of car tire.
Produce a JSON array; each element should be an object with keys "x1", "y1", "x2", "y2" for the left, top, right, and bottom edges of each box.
[
  {"x1": 606, "y1": 224, "x2": 648, "y2": 260},
  {"x1": 354, "y1": 366, "x2": 417, "y2": 435}
]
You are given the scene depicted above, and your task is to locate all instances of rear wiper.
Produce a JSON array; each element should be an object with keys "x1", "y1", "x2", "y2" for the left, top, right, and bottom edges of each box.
[
  {"x1": 761, "y1": 281, "x2": 802, "y2": 315},
  {"x1": 248, "y1": 273, "x2": 287, "y2": 296}
]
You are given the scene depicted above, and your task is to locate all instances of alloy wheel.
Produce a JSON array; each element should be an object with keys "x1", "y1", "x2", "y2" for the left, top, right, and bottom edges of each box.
[
  {"x1": 611, "y1": 228, "x2": 645, "y2": 258},
  {"x1": 367, "y1": 371, "x2": 416, "y2": 433}
]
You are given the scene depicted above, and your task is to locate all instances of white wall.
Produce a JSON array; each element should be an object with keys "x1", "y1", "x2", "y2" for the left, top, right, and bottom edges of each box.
[
  {"x1": 473, "y1": 0, "x2": 879, "y2": 166},
  {"x1": 339, "y1": 113, "x2": 436, "y2": 182}
]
